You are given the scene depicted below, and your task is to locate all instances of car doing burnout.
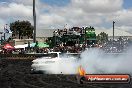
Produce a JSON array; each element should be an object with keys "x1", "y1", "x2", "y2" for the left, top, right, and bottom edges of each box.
[{"x1": 31, "y1": 52, "x2": 77, "y2": 74}]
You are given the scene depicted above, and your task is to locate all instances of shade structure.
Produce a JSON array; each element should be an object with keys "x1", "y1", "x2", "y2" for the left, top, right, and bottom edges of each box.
[
  {"x1": 31, "y1": 42, "x2": 49, "y2": 48},
  {"x1": 3, "y1": 44, "x2": 15, "y2": 49},
  {"x1": 30, "y1": 43, "x2": 36, "y2": 47},
  {"x1": 14, "y1": 44, "x2": 28, "y2": 49},
  {"x1": 38, "y1": 42, "x2": 49, "y2": 48}
]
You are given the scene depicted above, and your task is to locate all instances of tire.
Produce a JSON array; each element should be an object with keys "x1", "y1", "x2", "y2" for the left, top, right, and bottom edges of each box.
[
  {"x1": 76, "y1": 75, "x2": 85, "y2": 84},
  {"x1": 79, "y1": 77, "x2": 85, "y2": 84}
]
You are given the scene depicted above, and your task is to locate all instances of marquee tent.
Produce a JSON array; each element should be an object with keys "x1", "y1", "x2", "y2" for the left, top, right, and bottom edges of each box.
[{"x1": 3, "y1": 44, "x2": 15, "y2": 49}]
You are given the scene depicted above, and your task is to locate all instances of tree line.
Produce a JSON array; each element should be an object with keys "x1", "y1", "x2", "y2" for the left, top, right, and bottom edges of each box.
[{"x1": 10, "y1": 20, "x2": 33, "y2": 39}]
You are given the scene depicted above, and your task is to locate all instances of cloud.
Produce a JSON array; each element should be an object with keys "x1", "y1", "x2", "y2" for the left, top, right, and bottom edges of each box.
[
  {"x1": 70, "y1": 0, "x2": 123, "y2": 13},
  {"x1": 0, "y1": 0, "x2": 132, "y2": 35},
  {"x1": 0, "y1": 3, "x2": 32, "y2": 17},
  {"x1": 36, "y1": 0, "x2": 123, "y2": 29},
  {"x1": 0, "y1": 2, "x2": 33, "y2": 31},
  {"x1": 106, "y1": 9, "x2": 132, "y2": 26},
  {"x1": 11, "y1": 0, "x2": 33, "y2": 5},
  {"x1": 116, "y1": 26, "x2": 132, "y2": 33}
]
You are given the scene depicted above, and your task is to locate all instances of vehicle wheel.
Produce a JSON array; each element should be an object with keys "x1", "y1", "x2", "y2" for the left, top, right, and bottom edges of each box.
[
  {"x1": 80, "y1": 77, "x2": 85, "y2": 84},
  {"x1": 76, "y1": 76, "x2": 85, "y2": 84}
]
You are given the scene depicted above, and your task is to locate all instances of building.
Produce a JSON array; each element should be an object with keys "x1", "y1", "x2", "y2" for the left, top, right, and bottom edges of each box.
[
  {"x1": 13, "y1": 39, "x2": 33, "y2": 45},
  {"x1": 12, "y1": 29, "x2": 55, "y2": 46},
  {"x1": 36, "y1": 29, "x2": 56, "y2": 42},
  {"x1": 95, "y1": 29, "x2": 132, "y2": 40},
  {"x1": 36, "y1": 28, "x2": 132, "y2": 40}
]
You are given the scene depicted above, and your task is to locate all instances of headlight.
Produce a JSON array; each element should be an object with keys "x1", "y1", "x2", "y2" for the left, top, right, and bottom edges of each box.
[{"x1": 33, "y1": 62, "x2": 39, "y2": 64}]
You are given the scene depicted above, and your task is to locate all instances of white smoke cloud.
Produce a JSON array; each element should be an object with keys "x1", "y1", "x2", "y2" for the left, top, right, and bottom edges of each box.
[
  {"x1": 33, "y1": 47, "x2": 132, "y2": 74},
  {"x1": 80, "y1": 48, "x2": 132, "y2": 74}
]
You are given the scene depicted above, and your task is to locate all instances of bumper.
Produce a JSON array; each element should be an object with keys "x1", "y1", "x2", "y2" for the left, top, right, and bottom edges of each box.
[{"x1": 31, "y1": 64, "x2": 52, "y2": 72}]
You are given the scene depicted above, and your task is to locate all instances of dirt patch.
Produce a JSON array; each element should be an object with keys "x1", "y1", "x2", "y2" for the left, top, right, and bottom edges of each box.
[{"x1": 0, "y1": 59, "x2": 131, "y2": 88}]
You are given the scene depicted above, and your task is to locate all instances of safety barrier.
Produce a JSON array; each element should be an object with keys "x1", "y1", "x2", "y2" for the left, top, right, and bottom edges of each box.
[{"x1": 0, "y1": 54, "x2": 46, "y2": 59}]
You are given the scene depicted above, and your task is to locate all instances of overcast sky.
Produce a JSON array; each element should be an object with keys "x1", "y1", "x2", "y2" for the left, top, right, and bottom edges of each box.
[{"x1": 0, "y1": 0, "x2": 132, "y2": 34}]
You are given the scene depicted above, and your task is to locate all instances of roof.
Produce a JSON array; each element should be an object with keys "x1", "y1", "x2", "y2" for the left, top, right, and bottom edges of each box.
[
  {"x1": 13, "y1": 39, "x2": 33, "y2": 41},
  {"x1": 36, "y1": 29, "x2": 56, "y2": 37},
  {"x1": 95, "y1": 29, "x2": 132, "y2": 36}
]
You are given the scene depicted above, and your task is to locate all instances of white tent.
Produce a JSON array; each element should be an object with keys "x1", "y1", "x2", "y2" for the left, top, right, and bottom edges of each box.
[{"x1": 14, "y1": 44, "x2": 28, "y2": 49}]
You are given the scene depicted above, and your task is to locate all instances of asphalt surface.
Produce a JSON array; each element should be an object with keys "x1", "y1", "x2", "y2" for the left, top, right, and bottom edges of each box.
[{"x1": 0, "y1": 59, "x2": 132, "y2": 88}]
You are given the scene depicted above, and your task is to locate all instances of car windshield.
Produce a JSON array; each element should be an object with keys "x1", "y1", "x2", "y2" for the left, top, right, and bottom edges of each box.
[
  {"x1": 44, "y1": 53, "x2": 58, "y2": 58},
  {"x1": 49, "y1": 53, "x2": 58, "y2": 58}
]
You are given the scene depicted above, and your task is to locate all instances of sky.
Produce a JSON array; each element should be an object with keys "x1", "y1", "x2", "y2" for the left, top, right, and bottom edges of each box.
[{"x1": 0, "y1": 0, "x2": 132, "y2": 35}]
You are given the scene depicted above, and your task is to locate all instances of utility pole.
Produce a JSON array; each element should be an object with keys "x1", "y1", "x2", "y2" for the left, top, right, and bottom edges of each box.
[
  {"x1": 113, "y1": 21, "x2": 115, "y2": 41},
  {"x1": 33, "y1": 0, "x2": 36, "y2": 43},
  {"x1": 85, "y1": 27, "x2": 87, "y2": 45},
  {"x1": 112, "y1": 21, "x2": 115, "y2": 52}
]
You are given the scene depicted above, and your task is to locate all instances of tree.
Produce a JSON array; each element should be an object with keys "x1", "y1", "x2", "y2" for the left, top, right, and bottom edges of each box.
[
  {"x1": 47, "y1": 37, "x2": 54, "y2": 48},
  {"x1": 85, "y1": 26, "x2": 96, "y2": 39},
  {"x1": 10, "y1": 20, "x2": 33, "y2": 39},
  {"x1": 85, "y1": 26, "x2": 95, "y2": 32},
  {"x1": 97, "y1": 32, "x2": 108, "y2": 44}
]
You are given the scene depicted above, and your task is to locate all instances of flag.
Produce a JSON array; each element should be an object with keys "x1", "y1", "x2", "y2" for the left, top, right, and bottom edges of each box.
[
  {"x1": 4, "y1": 24, "x2": 12, "y2": 33},
  {"x1": 4, "y1": 28, "x2": 9, "y2": 33}
]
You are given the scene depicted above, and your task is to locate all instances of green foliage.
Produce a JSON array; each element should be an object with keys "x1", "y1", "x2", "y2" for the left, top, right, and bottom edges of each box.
[
  {"x1": 47, "y1": 37, "x2": 55, "y2": 48},
  {"x1": 85, "y1": 26, "x2": 95, "y2": 32},
  {"x1": 10, "y1": 20, "x2": 33, "y2": 39},
  {"x1": 85, "y1": 26, "x2": 96, "y2": 39},
  {"x1": 97, "y1": 32, "x2": 108, "y2": 44},
  {"x1": 35, "y1": 41, "x2": 38, "y2": 48}
]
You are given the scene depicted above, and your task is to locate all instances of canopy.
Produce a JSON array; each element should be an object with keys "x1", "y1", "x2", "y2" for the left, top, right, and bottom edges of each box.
[
  {"x1": 14, "y1": 42, "x2": 49, "y2": 49},
  {"x1": 3, "y1": 44, "x2": 15, "y2": 49},
  {"x1": 14, "y1": 44, "x2": 28, "y2": 49},
  {"x1": 30, "y1": 43, "x2": 36, "y2": 47},
  {"x1": 31, "y1": 42, "x2": 49, "y2": 48},
  {"x1": 38, "y1": 42, "x2": 49, "y2": 48}
]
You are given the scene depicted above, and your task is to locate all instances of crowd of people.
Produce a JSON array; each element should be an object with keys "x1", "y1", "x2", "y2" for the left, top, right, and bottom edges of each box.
[
  {"x1": 0, "y1": 37, "x2": 131, "y2": 54},
  {"x1": 100, "y1": 37, "x2": 131, "y2": 53},
  {"x1": 33, "y1": 37, "x2": 132, "y2": 54}
]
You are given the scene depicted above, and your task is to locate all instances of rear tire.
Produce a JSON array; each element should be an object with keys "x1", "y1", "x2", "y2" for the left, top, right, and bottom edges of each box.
[
  {"x1": 76, "y1": 76, "x2": 85, "y2": 84},
  {"x1": 79, "y1": 77, "x2": 85, "y2": 84}
]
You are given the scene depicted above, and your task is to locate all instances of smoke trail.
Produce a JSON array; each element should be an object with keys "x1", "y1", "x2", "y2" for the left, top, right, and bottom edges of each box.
[
  {"x1": 32, "y1": 47, "x2": 132, "y2": 74},
  {"x1": 80, "y1": 48, "x2": 132, "y2": 74}
]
